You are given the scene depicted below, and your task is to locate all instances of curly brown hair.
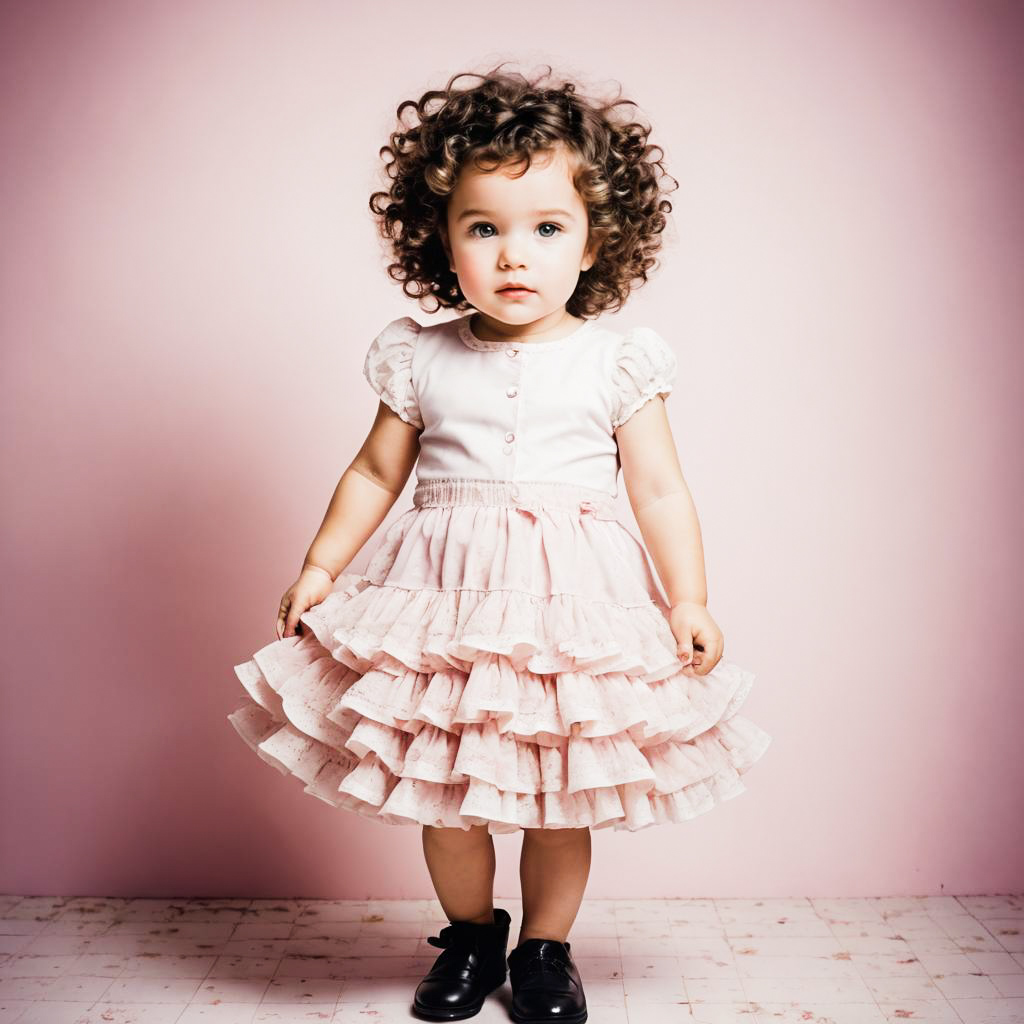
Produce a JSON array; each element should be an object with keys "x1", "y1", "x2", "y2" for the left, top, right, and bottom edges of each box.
[{"x1": 368, "y1": 62, "x2": 678, "y2": 319}]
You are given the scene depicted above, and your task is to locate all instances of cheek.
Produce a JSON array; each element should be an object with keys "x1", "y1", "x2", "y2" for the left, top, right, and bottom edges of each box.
[
  {"x1": 547, "y1": 236, "x2": 585, "y2": 269},
  {"x1": 454, "y1": 249, "x2": 488, "y2": 287}
]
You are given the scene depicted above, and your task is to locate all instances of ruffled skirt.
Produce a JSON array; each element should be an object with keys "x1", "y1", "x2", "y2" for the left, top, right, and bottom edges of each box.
[{"x1": 227, "y1": 477, "x2": 772, "y2": 833}]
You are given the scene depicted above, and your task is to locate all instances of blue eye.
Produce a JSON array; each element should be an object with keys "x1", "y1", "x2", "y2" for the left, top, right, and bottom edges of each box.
[
  {"x1": 538, "y1": 223, "x2": 562, "y2": 238},
  {"x1": 468, "y1": 222, "x2": 495, "y2": 238}
]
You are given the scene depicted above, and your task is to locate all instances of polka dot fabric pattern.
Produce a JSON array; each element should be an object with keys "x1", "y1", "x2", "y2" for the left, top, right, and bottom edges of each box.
[{"x1": 227, "y1": 478, "x2": 772, "y2": 834}]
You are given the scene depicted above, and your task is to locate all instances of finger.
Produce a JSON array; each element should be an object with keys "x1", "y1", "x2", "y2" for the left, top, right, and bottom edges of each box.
[
  {"x1": 690, "y1": 626, "x2": 707, "y2": 654},
  {"x1": 690, "y1": 644, "x2": 706, "y2": 672},
  {"x1": 689, "y1": 631, "x2": 718, "y2": 673},
  {"x1": 694, "y1": 644, "x2": 721, "y2": 675},
  {"x1": 701, "y1": 638, "x2": 723, "y2": 671}
]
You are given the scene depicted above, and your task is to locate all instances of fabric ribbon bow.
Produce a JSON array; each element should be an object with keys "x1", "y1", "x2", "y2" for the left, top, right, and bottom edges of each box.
[{"x1": 512, "y1": 498, "x2": 607, "y2": 520}]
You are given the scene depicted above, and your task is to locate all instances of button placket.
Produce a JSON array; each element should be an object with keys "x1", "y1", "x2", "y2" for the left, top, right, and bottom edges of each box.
[{"x1": 504, "y1": 347, "x2": 523, "y2": 480}]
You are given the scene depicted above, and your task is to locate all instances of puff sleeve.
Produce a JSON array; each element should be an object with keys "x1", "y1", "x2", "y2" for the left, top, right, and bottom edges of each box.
[
  {"x1": 362, "y1": 316, "x2": 423, "y2": 429},
  {"x1": 610, "y1": 326, "x2": 678, "y2": 429}
]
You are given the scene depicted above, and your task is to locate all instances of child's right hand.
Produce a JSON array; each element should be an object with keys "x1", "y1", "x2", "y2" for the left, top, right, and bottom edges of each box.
[{"x1": 276, "y1": 565, "x2": 335, "y2": 640}]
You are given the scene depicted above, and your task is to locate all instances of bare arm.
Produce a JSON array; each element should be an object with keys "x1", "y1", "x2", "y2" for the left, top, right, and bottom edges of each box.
[
  {"x1": 301, "y1": 400, "x2": 422, "y2": 580},
  {"x1": 616, "y1": 395, "x2": 726, "y2": 675},
  {"x1": 615, "y1": 396, "x2": 707, "y2": 607}
]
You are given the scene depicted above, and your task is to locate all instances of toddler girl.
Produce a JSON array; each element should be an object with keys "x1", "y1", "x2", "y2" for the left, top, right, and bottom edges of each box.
[{"x1": 228, "y1": 63, "x2": 771, "y2": 1024}]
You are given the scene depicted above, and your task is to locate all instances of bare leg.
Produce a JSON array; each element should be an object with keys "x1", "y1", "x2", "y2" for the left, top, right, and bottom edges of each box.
[
  {"x1": 516, "y1": 826, "x2": 592, "y2": 945},
  {"x1": 422, "y1": 824, "x2": 497, "y2": 925}
]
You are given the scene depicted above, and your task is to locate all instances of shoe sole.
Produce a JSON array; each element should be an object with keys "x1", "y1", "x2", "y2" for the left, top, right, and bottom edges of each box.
[
  {"x1": 411, "y1": 970, "x2": 507, "y2": 1020},
  {"x1": 509, "y1": 1006, "x2": 588, "y2": 1024}
]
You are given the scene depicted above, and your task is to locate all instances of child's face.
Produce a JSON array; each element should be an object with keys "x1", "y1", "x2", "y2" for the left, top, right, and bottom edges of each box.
[{"x1": 441, "y1": 145, "x2": 597, "y2": 329}]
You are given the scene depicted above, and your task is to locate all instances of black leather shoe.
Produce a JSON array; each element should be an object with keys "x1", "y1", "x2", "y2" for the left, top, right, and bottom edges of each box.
[
  {"x1": 412, "y1": 907, "x2": 512, "y2": 1020},
  {"x1": 507, "y1": 937, "x2": 588, "y2": 1023}
]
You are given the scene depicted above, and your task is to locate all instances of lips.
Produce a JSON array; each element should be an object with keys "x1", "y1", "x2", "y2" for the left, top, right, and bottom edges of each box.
[{"x1": 498, "y1": 285, "x2": 534, "y2": 294}]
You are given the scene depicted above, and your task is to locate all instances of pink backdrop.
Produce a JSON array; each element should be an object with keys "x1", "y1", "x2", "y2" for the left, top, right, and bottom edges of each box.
[{"x1": 2, "y1": 0, "x2": 1021, "y2": 899}]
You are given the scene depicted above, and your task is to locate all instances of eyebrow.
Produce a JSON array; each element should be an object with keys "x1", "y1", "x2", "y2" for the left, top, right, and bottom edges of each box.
[{"x1": 455, "y1": 207, "x2": 576, "y2": 222}]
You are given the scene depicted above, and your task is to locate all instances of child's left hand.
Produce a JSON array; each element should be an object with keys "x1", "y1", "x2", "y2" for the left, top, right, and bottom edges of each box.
[{"x1": 669, "y1": 601, "x2": 724, "y2": 676}]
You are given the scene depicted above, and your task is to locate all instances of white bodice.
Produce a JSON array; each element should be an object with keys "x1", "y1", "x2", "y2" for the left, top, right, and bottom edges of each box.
[{"x1": 362, "y1": 312, "x2": 677, "y2": 499}]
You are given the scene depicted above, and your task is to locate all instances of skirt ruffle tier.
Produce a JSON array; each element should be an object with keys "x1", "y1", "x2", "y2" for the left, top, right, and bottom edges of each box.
[{"x1": 228, "y1": 477, "x2": 772, "y2": 833}]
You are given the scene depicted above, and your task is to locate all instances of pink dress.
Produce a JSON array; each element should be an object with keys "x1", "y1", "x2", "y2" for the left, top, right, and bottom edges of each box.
[{"x1": 227, "y1": 312, "x2": 771, "y2": 833}]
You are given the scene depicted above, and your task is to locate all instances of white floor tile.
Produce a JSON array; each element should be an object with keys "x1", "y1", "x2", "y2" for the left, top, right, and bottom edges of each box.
[{"x1": 0, "y1": 894, "x2": 1019, "y2": 1023}]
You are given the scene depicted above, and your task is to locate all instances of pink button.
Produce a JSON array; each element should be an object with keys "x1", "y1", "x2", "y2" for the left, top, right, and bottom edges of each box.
[
  {"x1": 506, "y1": 387, "x2": 518, "y2": 398},
  {"x1": 505, "y1": 432, "x2": 515, "y2": 442}
]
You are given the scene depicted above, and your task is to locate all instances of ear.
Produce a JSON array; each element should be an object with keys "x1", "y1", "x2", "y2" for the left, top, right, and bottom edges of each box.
[{"x1": 580, "y1": 235, "x2": 599, "y2": 272}]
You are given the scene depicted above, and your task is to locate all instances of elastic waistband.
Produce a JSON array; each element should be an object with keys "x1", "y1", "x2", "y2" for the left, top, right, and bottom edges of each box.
[{"x1": 412, "y1": 477, "x2": 618, "y2": 517}]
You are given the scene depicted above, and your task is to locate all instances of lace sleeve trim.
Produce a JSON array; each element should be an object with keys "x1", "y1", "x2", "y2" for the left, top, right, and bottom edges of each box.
[
  {"x1": 610, "y1": 327, "x2": 678, "y2": 429},
  {"x1": 362, "y1": 316, "x2": 423, "y2": 429}
]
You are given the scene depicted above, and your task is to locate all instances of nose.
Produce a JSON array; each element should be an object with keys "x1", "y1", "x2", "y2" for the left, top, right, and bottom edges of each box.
[{"x1": 499, "y1": 235, "x2": 528, "y2": 270}]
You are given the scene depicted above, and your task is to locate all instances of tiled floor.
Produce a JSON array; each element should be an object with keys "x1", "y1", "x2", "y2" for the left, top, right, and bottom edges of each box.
[{"x1": 0, "y1": 894, "x2": 1021, "y2": 1023}]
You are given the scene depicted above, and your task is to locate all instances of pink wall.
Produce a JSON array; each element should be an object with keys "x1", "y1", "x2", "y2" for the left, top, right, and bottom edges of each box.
[{"x1": 1, "y1": 0, "x2": 1021, "y2": 899}]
